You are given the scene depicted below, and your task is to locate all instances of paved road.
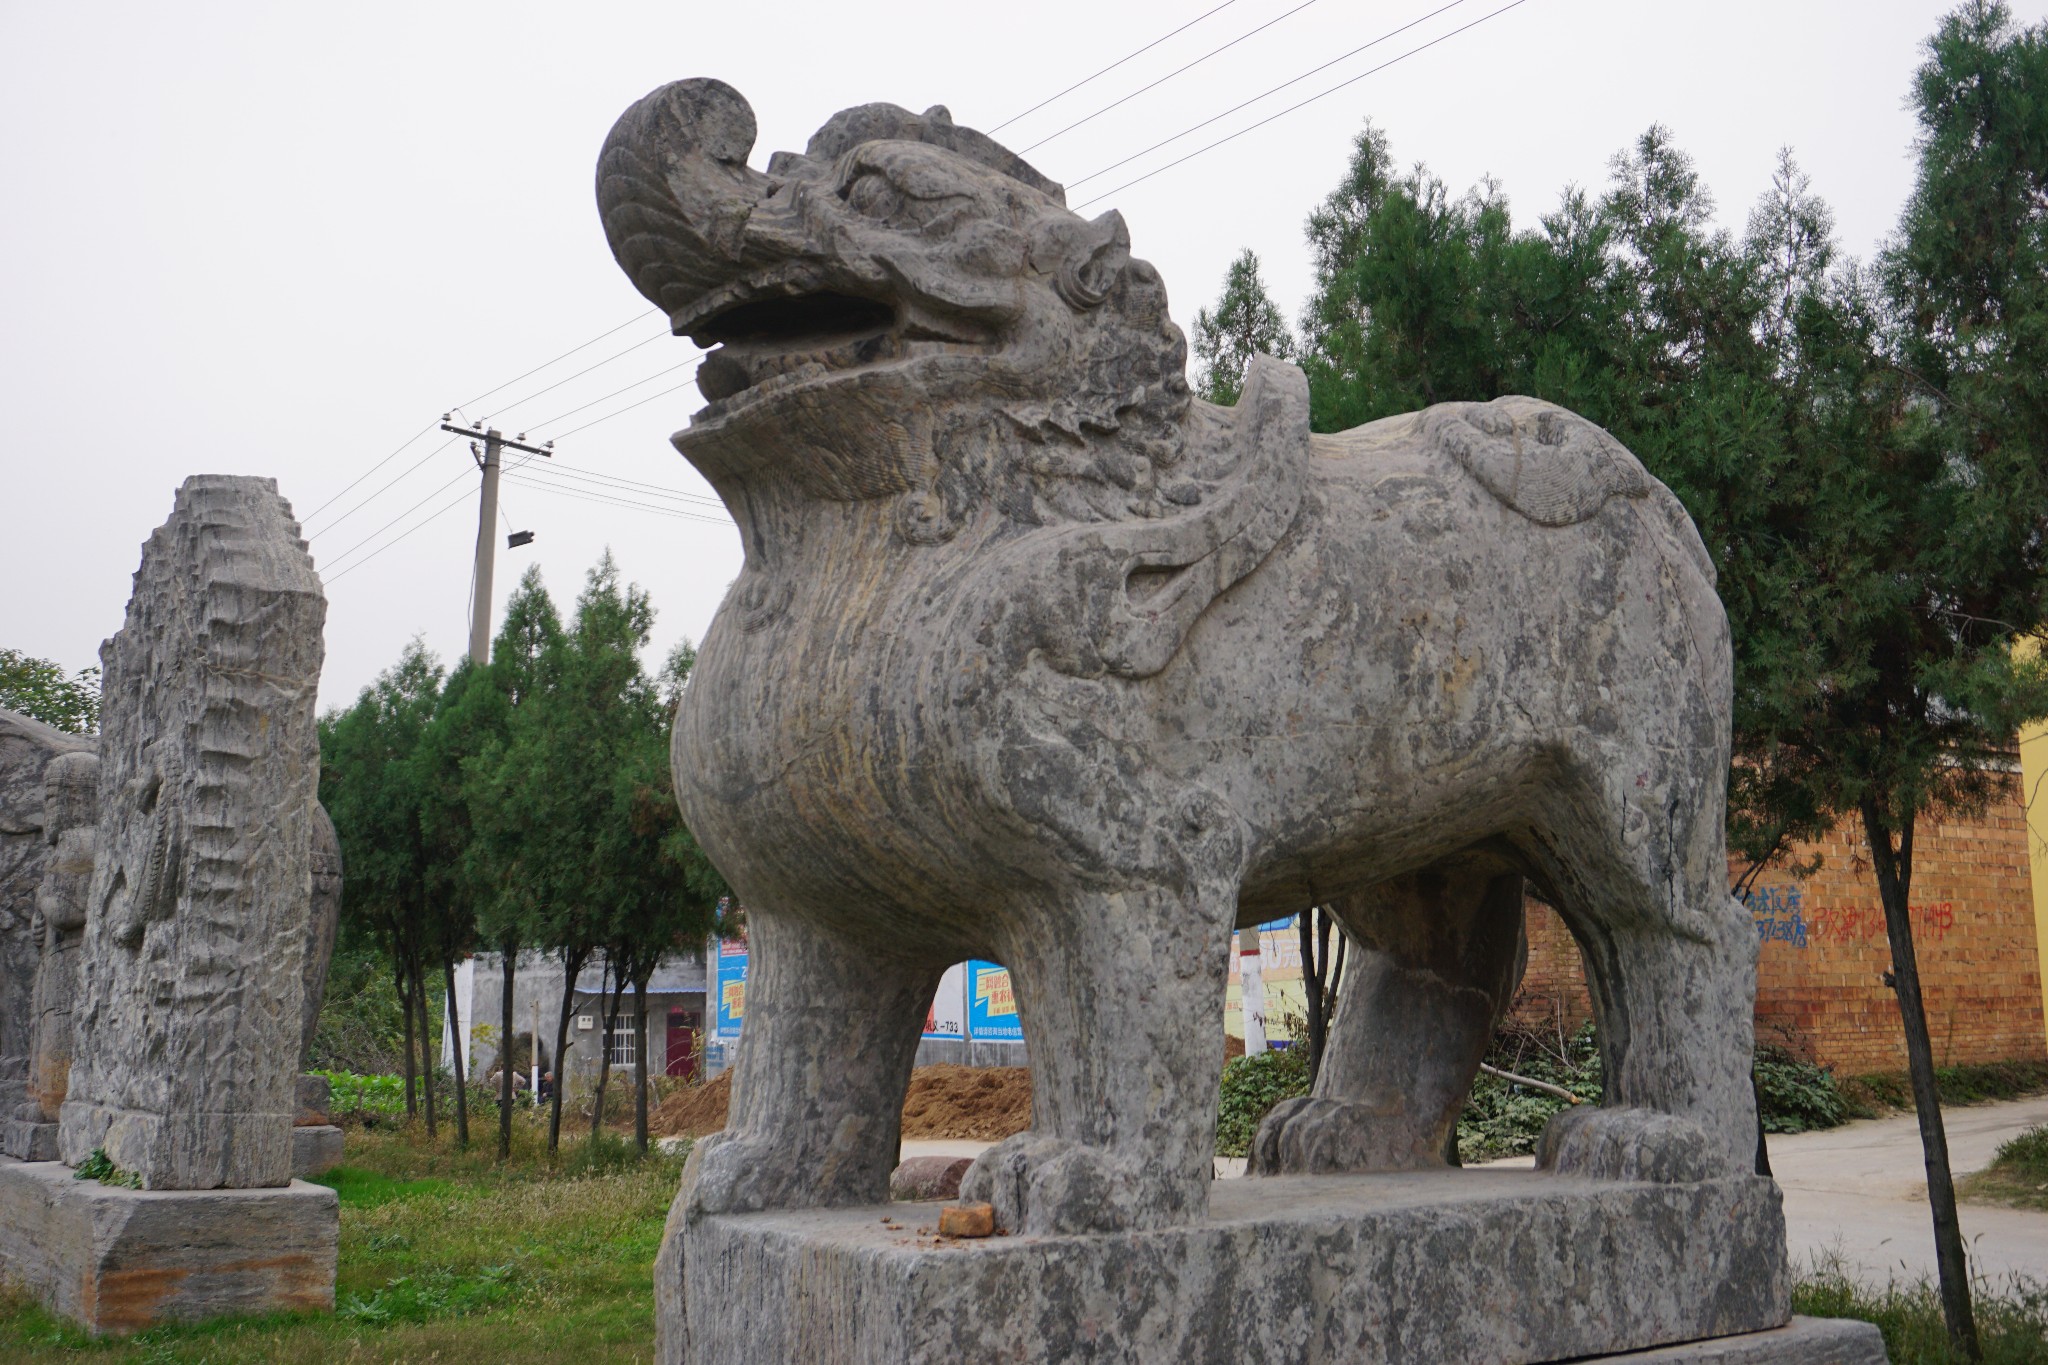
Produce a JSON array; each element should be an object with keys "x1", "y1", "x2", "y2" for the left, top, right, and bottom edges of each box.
[
  {"x1": 1766, "y1": 1094, "x2": 2048, "y2": 1289},
  {"x1": 908, "y1": 1095, "x2": 2048, "y2": 1289}
]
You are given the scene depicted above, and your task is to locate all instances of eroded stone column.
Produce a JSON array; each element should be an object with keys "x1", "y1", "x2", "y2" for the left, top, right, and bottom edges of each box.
[{"x1": 56, "y1": 476, "x2": 326, "y2": 1190}]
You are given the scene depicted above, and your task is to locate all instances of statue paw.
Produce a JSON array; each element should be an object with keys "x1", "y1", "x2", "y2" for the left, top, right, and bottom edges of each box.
[
  {"x1": 679, "y1": 1131, "x2": 804, "y2": 1221},
  {"x1": 961, "y1": 1133, "x2": 1194, "y2": 1235},
  {"x1": 1249, "y1": 1095, "x2": 1439, "y2": 1175},
  {"x1": 1536, "y1": 1106, "x2": 1718, "y2": 1183}
]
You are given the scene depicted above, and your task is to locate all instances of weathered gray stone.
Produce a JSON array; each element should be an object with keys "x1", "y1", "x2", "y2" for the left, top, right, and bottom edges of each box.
[
  {"x1": 0, "y1": 1154, "x2": 337, "y2": 1335},
  {"x1": 302, "y1": 803, "x2": 341, "y2": 1065},
  {"x1": 889, "y1": 1154, "x2": 970, "y2": 1202},
  {"x1": 16, "y1": 753, "x2": 98, "y2": 1138},
  {"x1": 0, "y1": 709, "x2": 94, "y2": 1132},
  {"x1": 58, "y1": 476, "x2": 326, "y2": 1190},
  {"x1": 670, "y1": 1171, "x2": 1789, "y2": 1364},
  {"x1": 295, "y1": 1072, "x2": 332, "y2": 1127},
  {"x1": 601, "y1": 82, "x2": 1768, "y2": 1362},
  {"x1": 290, "y1": 1123, "x2": 343, "y2": 1178},
  {"x1": 1597, "y1": 1317, "x2": 1887, "y2": 1362}
]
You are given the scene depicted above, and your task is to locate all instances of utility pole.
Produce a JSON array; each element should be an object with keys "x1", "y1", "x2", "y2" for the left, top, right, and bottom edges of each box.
[{"x1": 440, "y1": 419, "x2": 551, "y2": 664}]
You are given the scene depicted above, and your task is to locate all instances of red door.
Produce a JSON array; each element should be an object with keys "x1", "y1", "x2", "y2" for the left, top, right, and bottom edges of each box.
[{"x1": 665, "y1": 1010, "x2": 700, "y2": 1078}]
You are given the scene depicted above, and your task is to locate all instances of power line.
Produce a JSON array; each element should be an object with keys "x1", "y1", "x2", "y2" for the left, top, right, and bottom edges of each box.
[
  {"x1": 457, "y1": 309, "x2": 660, "y2": 410},
  {"x1": 318, "y1": 465, "x2": 477, "y2": 569},
  {"x1": 526, "y1": 360, "x2": 702, "y2": 433},
  {"x1": 1073, "y1": 0, "x2": 1534, "y2": 212},
  {"x1": 549, "y1": 374, "x2": 705, "y2": 440},
  {"x1": 483, "y1": 327, "x2": 685, "y2": 422},
  {"x1": 306, "y1": 437, "x2": 460, "y2": 538},
  {"x1": 990, "y1": 0, "x2": 1244, "y2": 133},
  {"x1": 502, "y1": 473, "x2": 733, "y2": 526},
  {"x1": 326, "y1": 483, "x2": 479, "y2": 583},
  {"x1": 1017, "y1": 0, "x2": 1322, "y2": 155},
  {"x1": 511, "y1": 460, "x2": 726, "y2": 511},
  {"x1": 299, "y1": 421, "x2": 438, "y2": 524},
  {"x1": 1066, "y1": 0, "x2": 1469, "y2": 191}
]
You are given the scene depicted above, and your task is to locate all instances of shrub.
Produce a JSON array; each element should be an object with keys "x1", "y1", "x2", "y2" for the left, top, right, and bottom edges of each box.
[
  {"x1": 1754, "y1": 1044, "x2": 1848, "y2": 1134},
  {"x1": 1215, "y1": 1046, "x2": 1311, "y2": 1158}
]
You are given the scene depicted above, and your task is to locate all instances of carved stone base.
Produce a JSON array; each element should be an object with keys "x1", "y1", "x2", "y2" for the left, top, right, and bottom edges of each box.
[
  {"x1": 291, "y1": 1124, "x2": 344, "y2": 1178},
  {"x1": 1, "y1": 1118, "x2": 58, "y2": 1161},
  {"x1": 0, "y1": 1155, "x2": 337, "y2": 1335},
  {"x1": 1597, "y1": 1317, "x2": 1887, "y2": 1361},
  {"x1": 661, "y1": 1170, "x2": 1792, "y2": 1365}
]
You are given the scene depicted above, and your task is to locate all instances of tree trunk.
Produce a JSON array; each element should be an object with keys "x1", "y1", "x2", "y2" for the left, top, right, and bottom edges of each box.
[
  {"x1": 1299, "y1": 911, "x2": 1326, "y2": 1083},
  {"x1": 1860, "y1": 798, "x2": 1980, "y2": 1361},
  {"x1": 444, "y1": 953, "x2": 469, "y2": 1148},
  {"x1": 633, "y1": 971, "x2": 651, "y2": 1153},
  {"x1": 415, "y1": 947, "x2": 437, "y2": 1140},
  {"x1": 396, "y1": 951, "x2": 417, "y2": 1118},
  {"x1": 498, "y1": 939, "x2": 517, "y2": 1161},
  {"x1": 547, "y1": 948, "x2": 588, "y2": 1154},
  {"x1": 590, "y1": 959, "x2": 625, "y2": 1141}
]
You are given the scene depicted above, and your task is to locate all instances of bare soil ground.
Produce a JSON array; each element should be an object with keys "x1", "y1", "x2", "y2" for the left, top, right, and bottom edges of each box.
[{"x1": 648, "y1": 1065, "x2": 1034, "y2": 1142}]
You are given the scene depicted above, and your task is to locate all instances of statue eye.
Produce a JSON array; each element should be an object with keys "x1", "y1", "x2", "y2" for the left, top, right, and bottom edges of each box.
[{"x1": 843, "y1": 171, "x2": 907, "y2": 221}]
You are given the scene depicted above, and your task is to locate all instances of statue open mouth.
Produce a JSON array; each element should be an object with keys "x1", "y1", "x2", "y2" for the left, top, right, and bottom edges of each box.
[{"x1": 681, "y1": 282, "x2": 996, "y2": 427}]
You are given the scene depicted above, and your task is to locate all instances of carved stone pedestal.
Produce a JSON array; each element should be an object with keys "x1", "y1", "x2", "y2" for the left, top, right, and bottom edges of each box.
[
  {"x1": 661, "y1": 1170, "x2": 1850, "y2": 1365},
  {"x1": 0, "y1": 1155, "x2": 337, "y2": 1335}
]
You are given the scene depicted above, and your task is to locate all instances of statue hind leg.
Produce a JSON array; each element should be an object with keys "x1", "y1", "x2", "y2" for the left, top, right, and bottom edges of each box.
[
  {"x1": 1525, "y1": 740, "x2": 1759, "y2": 1182},
  {"x1": 1249, "y1": 860, "x2": 1525, "y2": 1175}
]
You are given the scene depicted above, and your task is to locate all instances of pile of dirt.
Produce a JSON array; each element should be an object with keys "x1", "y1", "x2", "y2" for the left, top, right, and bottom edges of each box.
[
  {"x1": 899, "y1": 1065, "x2": 1031, "y2": 1141},
  {"x1": 647, "y1": 1065, "x2": 1034, "y2": 1143},
  {"x1": 649, "y1": 1070, "x2": 734, "y2": 1138}
]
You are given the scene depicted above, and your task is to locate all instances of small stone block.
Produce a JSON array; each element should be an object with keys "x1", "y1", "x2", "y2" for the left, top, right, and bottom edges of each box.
[
  {"x1": 1, "y1": 1119, "x2": 59, "y2": 1162},
  {"x1": 890, "y1": 1155, "x2": 972, "y2": 1202},
  {"x1": 295, "y1": 1074, "x2": 332, "y2": 1128},
  {"x1": 291, "y1": 1124, "x2": 344, "y2": 1178},
  {"x1": 937, "y1": 1201, "x2": 994, "y2": 1238}
]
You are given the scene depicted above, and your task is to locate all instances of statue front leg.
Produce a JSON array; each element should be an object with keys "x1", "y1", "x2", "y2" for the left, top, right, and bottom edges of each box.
[
  {"x1": 676, "y1": 912, "x2": 940, "y2": 1222},
  {"x1": 962, "y1": 878, "x2": 1234, "y2": 1235}
]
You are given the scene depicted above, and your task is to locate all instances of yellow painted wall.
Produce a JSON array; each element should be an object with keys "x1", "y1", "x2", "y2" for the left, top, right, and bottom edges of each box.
[{"x1": 2021, "y1": 714, "x2": 2048, "y2": 1054}]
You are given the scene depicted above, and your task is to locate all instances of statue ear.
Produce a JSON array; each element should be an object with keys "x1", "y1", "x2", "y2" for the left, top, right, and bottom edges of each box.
[{"x1": 1033, "y1": 210, "x2": 1129, "y2": 310}]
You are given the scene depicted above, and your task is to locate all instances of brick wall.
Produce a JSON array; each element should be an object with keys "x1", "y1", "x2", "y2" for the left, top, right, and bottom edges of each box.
[{"x1": 1509, "y1": 778, "x2": 2048, "y2": 1075}]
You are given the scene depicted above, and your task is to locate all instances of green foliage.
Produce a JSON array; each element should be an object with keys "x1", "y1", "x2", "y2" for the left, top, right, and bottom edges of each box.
[
  {"x1": 1995, "y1": 1125, "x2": 2048, "y2": 1174},
  {"x1": 1191, "y1": 248, "x2": 1294, "y2": 403},
  {"x1": 1846, "y1": 1060, "x2": 2048, "y2": 1117},
  {"x1": 308, "y1": 939, "x2": 410, "y2": 1075},
  {"x1": 338, "y1": 1264, "x2": 516, "y2": 1326},
  {"x1": 1796, "y1": 1263, "x2": 2048, "y2": 1363},
  {"x1": 0, "y1": 649, "x2": 99, "y2": 734},
  {"x1": 1457, "y1": 1024, "x2": 1603, "y2": 1162},
  {"x1": 320, "y1": 1071, "x2": 409, "y2": 1120},
  {"x1": 71, "y1": 1148, "x2": 141, "y2": 1188},
  {"x1": 1754, "y1": 1045, "x2": 1848, "y2": 1134},
  {"x1": 1214, "y1": 1046, "x2": 1311, "y2": 1157}
]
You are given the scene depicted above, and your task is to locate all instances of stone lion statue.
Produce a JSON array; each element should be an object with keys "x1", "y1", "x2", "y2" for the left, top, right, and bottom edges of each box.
[{"x1": 598, "y1": 79, "x2": 1757, "y2": 1257}]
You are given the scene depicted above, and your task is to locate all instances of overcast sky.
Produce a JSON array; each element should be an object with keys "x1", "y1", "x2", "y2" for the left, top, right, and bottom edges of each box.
[{"x1": 5, "y1": 0, "x2": 2040, "y2": 712}]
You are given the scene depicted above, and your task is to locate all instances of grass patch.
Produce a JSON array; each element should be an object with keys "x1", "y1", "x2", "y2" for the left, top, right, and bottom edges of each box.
[
  {"x1": 1796, "y1": 1262, "x2": 2048, "y2": 1363},
  {"x1": 0, "y1": 1118, "x2": 688, "y2": 1362},
  {"x1": 1960, "y1": 1123, "x2": 2048, "y2": 1212},
  {"x1": 1842, "y1": 1061, "x2": 2048, "y2": 1120}
]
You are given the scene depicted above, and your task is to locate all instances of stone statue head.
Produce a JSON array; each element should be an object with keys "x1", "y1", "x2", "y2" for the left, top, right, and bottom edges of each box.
[{"x1": 596, "y1": 79, "x2": 1191, "y2": 535}]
